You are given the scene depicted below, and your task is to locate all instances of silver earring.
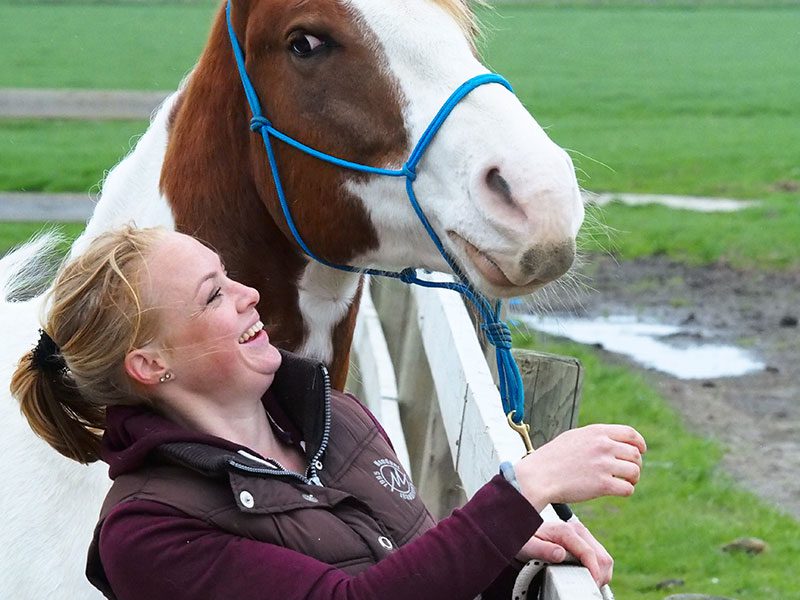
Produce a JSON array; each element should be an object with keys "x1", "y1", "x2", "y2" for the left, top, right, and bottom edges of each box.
[{"x1": 159, "y1": 372, "x2": 173, "y2": 383}]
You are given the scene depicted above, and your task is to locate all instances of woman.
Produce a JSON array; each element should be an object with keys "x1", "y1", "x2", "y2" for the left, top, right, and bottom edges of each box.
[{"x1": 11, "y1": 226, "x2": 645, "y2": 600}]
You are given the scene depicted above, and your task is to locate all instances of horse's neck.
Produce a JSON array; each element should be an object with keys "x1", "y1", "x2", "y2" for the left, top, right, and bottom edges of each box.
[{"x1": 159, "y1": 15, "x2": 361, "y2": 386}]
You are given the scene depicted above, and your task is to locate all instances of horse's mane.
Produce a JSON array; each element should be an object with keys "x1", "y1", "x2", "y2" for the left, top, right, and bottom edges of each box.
[{"x1": 433, "y1": 0, "x2": 485, "y2": 41}]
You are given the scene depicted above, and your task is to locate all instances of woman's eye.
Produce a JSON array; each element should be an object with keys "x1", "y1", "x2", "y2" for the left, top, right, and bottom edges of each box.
[
  {"x1": 207, "y1": 287, "x2": 222, "y2": 304},
  {"x1": 290, "y1": 33, "x2": 325, "y2": 57}
]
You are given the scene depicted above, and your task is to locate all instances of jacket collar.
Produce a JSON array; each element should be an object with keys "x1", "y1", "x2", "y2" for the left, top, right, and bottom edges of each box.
[{"x1": 103, "y1": 350, "x2": 331, "y2": 479}]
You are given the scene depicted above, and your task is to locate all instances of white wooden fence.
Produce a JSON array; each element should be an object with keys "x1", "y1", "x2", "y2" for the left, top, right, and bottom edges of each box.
[{"x1": 347, "y1": 275, "x2": 609, "y2": 599}]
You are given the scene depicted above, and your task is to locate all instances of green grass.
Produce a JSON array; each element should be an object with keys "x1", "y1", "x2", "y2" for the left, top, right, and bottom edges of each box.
[
  {"x1": 515, "y1": 330, "x2": 800, "y2": 599},
  {"x1": 0, "y1": 3, "x2": 217, "y2": 90},
  {"x1": 0, "y1": 222, "x2": 85, "y2": 256},
  {"x1": 1, "y1": 2, "x2": 798, "y2": 267},
  {"x1": 0, "y1": 120, "x2": 148, "y2": 192},
  {"x1": 580, "y1": 192, "x2": 800, "y2": 268},
  {"x1": 478, "y1": 4, "x2": 800, "y2": 267},
  {"x1": 479, "y1": 5, "x2": 800, "y2": 198}
]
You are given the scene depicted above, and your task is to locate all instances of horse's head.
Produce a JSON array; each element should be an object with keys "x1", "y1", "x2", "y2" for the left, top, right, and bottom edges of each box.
[{"x1": 189, "y1": 0, "x2": 583, "y2": 299}]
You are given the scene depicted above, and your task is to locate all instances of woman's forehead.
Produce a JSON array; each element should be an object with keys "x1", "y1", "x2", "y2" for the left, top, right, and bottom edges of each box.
[{"x1": 146, "y1": 232, "x2": 220, "y2": 298}]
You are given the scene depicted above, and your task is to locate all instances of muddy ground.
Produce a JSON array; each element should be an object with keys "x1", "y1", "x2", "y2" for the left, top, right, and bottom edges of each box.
[{"x1": 530, "y1": 256, "x2": 800, "y2": 520}]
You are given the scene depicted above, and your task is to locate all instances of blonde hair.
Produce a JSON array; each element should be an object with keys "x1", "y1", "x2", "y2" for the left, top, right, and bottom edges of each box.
[{"x1": 10, "y1": 225, "x2": 166, "y2": 464}]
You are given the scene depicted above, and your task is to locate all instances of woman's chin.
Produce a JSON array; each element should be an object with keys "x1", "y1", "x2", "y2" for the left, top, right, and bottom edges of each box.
[{"x1": 258, "y1": 342, "x2": 283, "y2": 376}]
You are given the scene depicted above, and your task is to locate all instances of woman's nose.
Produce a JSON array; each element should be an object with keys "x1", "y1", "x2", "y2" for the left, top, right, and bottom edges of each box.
[{"x1": 235, "y1": 281, "x2": 260, "y2": 311}]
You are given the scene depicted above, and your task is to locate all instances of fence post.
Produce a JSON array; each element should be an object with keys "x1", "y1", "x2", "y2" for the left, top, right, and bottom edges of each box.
[{"x1": 511, "y1": 348, "x2": 583, "y2": 447}]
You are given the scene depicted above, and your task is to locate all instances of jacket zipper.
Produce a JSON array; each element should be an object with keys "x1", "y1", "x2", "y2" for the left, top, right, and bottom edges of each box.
[
  {"x1": 306, "y1": 363, "x2": 332, "y2": 486},
  {"x1": 227, "y1": 364, "x2": 332, "y2": 487}
]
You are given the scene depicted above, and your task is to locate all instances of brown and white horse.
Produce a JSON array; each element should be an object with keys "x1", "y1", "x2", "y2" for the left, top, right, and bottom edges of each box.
[{"x1": 0, "y1": 0, "x2": 582, "y2": 596}]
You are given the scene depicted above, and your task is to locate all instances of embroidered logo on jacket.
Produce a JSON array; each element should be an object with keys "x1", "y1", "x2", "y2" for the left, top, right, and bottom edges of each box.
[{"x1": 373, "y1": 458, "x2": 416, "y2": 501}]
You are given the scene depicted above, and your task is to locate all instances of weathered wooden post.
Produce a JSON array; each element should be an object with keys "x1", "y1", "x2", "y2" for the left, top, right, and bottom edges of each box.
[{"x1": 512, "y1": 348, "x2": 582, "y2": 447}]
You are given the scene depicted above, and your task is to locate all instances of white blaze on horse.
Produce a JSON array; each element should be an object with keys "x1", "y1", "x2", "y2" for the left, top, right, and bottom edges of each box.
[{"x1": 0, "y1": 0, "x2": 582, "y2": 597}]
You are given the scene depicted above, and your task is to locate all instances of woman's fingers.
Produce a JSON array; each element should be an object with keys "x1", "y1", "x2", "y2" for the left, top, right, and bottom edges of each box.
[
  {"x1": 613, "y1": 440, "x2": 643, "y2": 467},
  {"x1": 555, "y1": 526, "x2": 601, "y2": 583},
  {"x1": 603, "y1": 475, "x2": 636, "y2": 498},
  {"x1": 612, "y1": 457, "x2": 641, "y2": 485},
  {"x1": 515, "y1": 534, "x2": 567, "y2": 563},
  {"x1": 571, "y1": 521, "x2": 614, "y2": 586},
  {"x1": 519, "y1": 521, "x2": 617, "y2": 587},
  {"x1": 606, "y1": 424, "x2": 647, "y2": 453},
  {"x1": 532, "y1": 522, "x2": 600, "y2": 582}
]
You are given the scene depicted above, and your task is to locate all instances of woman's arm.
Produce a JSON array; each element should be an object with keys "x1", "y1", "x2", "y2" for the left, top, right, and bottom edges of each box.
[{"x1": 99, "y1": 474, "x2": 541, "y2": 600}]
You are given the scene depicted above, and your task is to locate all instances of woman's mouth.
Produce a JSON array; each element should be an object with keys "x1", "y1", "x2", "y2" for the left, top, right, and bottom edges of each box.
[{"x1": 238, "y1": 321, "x2": 265, "y2": 344}]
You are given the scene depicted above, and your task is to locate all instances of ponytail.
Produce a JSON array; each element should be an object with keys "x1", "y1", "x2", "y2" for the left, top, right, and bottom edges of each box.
[
  {"x1": 9, "y1": 225, "x2": 166, "y2": 465},
  {"x1": 11, "y1": 351, "x2": 103, "y2": 464}
]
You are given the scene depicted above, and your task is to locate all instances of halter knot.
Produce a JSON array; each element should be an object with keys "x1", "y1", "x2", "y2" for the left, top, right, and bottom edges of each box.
[
  {"x1": 402, "y1": 164, "x2": 417, "y2": 182},
  {"x1": 482, "y1": 322, "x2": 512, "y2": 350},
  {"x1": 250, "y1": 116, "x2": 272, "y2": 132},
  {"x1": 399, "y1": 268, "x2": 418, "y2": 284}
]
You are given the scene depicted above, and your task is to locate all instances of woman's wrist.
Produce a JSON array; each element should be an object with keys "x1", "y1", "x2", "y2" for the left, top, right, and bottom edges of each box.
[
  {"x1": 511, "y1": 459, "x2": 550, "y2": 513},
  {"x1": 499, "y1": 461, "x2": 522, "y2": 493}
]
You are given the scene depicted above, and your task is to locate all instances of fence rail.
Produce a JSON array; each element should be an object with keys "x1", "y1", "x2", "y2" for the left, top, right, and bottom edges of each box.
[{"x1": 348, "y1": 276, "x2": 609, "y2": 599}]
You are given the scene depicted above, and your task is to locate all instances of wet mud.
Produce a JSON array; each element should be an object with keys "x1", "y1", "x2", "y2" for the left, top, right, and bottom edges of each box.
[{"x1": 526, "y1": 256, "x2": 800, "y2": 519}]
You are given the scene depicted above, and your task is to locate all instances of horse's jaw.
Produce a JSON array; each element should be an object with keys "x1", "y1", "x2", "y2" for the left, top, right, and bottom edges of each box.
[{"x1": 345, "y1": 0, "x2": 584, "y2": 299}]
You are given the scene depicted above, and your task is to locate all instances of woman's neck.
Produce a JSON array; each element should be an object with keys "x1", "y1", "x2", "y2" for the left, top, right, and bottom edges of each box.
[{"x1": 157, "y1": 389, "x2": 286, "y2": 462}]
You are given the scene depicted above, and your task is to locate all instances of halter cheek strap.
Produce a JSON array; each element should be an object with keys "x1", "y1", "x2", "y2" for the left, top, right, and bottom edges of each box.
[{"x1": 225, "y1": 1, "x2": 526, "y2": 429}]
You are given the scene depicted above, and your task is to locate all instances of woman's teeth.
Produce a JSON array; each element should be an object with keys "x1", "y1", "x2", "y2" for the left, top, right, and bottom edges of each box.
[{"x1": 239, "y1": 321, "x2": 264, "y2": 344}]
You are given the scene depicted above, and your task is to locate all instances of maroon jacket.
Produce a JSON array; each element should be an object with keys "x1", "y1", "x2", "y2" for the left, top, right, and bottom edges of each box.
[{"x1": 87, "y1": 352, "x2": 542, "y2": 599}]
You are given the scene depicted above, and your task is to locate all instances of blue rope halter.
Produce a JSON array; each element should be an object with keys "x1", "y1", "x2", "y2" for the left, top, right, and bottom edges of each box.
[{"x1": 225, "y1": 1, "x2": 526, "y2": 425}]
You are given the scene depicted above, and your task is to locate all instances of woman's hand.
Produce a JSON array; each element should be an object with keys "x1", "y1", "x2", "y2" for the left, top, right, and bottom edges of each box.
[
  {"x1": 514, "y1": 424, "x2": 646, "y2": 511},
  {"x1": 515, "y1": 520, "x2": 614, "y2": 586}
]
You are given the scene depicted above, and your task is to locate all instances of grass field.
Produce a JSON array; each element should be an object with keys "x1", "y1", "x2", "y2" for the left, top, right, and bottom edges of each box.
[
  {"x1": 0, "y1": 3, "x2": 216, "y2": 90},
  {"x1": 1, "y1": 120, "x2": 147, "y2": 193},
  {"x1": 0, "y1": 222, "x2": 85, "y2": 257},
  {"x1": 515, "y1": 331, "x2": 800, "y2": 599},
  {"x1": 2, "y1": 2, "x2": 798, "y2": 267}
]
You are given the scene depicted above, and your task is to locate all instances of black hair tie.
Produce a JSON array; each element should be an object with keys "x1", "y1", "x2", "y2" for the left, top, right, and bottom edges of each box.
[{"x1": 31, "y1": 329, "x2": 67, "y2": 373}]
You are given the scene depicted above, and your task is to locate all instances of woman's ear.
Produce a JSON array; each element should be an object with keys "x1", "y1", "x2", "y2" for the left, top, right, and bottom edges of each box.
[{"x1": 124, "y1": 347, "x2": 168, "y2": 387}]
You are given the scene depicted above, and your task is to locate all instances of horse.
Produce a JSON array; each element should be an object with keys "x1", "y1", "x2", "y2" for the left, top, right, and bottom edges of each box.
[{"x1": 0, "y1": 0, "x2": 583, "y2": 597}]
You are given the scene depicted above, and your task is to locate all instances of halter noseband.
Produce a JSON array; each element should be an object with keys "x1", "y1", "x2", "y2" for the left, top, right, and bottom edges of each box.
[{"x1": 225, "y1": 1, "x2": 526, "y2": 426}]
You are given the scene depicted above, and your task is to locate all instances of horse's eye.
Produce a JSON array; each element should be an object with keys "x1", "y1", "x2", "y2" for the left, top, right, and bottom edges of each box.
[{"x1": 290, "y1": 33, "x2": 325, "y2": 58}]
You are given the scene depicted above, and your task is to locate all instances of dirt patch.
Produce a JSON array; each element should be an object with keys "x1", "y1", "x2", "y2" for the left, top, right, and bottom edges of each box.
[{"x1": 532, "y1": 256, "x2": 800, "y2": 520}]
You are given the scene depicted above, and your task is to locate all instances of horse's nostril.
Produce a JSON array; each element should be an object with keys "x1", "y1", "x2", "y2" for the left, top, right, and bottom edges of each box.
[{"x1": 485, "y1": 167, "x2": 515, "y2": 207}]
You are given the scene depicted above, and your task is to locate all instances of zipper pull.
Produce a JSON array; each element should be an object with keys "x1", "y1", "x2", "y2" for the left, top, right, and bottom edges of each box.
[{"x1": 308, "y1": 474, "x2": 324, "y2": 487}]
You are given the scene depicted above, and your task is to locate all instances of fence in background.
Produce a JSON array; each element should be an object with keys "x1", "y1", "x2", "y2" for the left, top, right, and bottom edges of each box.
[{"x1": 348, "y1": 276, "x2": 608, "y2": 599}]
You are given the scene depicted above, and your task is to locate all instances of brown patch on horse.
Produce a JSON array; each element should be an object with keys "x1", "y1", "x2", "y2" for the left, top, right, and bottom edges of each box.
[
  {"x1": 161, "y1": 0, "x2": 407, "y2": 384},
  {"x1": 328, "y1": 277, "x2": 365, "y2": 390}
]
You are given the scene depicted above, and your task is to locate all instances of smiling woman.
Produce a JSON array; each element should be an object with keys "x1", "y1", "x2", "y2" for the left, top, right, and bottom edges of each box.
[{"x1": 9, "y1": 225, "x2": 645, "y2": 600}]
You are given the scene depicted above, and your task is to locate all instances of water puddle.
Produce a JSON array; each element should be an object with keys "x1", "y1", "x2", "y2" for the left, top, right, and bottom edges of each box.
[
  {"x1": 584, "y1": 192, "x2": 759, "y2": 213},
  {"x1": 512, "y1": 314, "x2": 765, "y2": 380}
]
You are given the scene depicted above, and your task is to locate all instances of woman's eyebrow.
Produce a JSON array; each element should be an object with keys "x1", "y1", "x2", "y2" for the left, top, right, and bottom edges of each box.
[{"x1": 194, "y1": 271, "x2": 217, "y2": 297}]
